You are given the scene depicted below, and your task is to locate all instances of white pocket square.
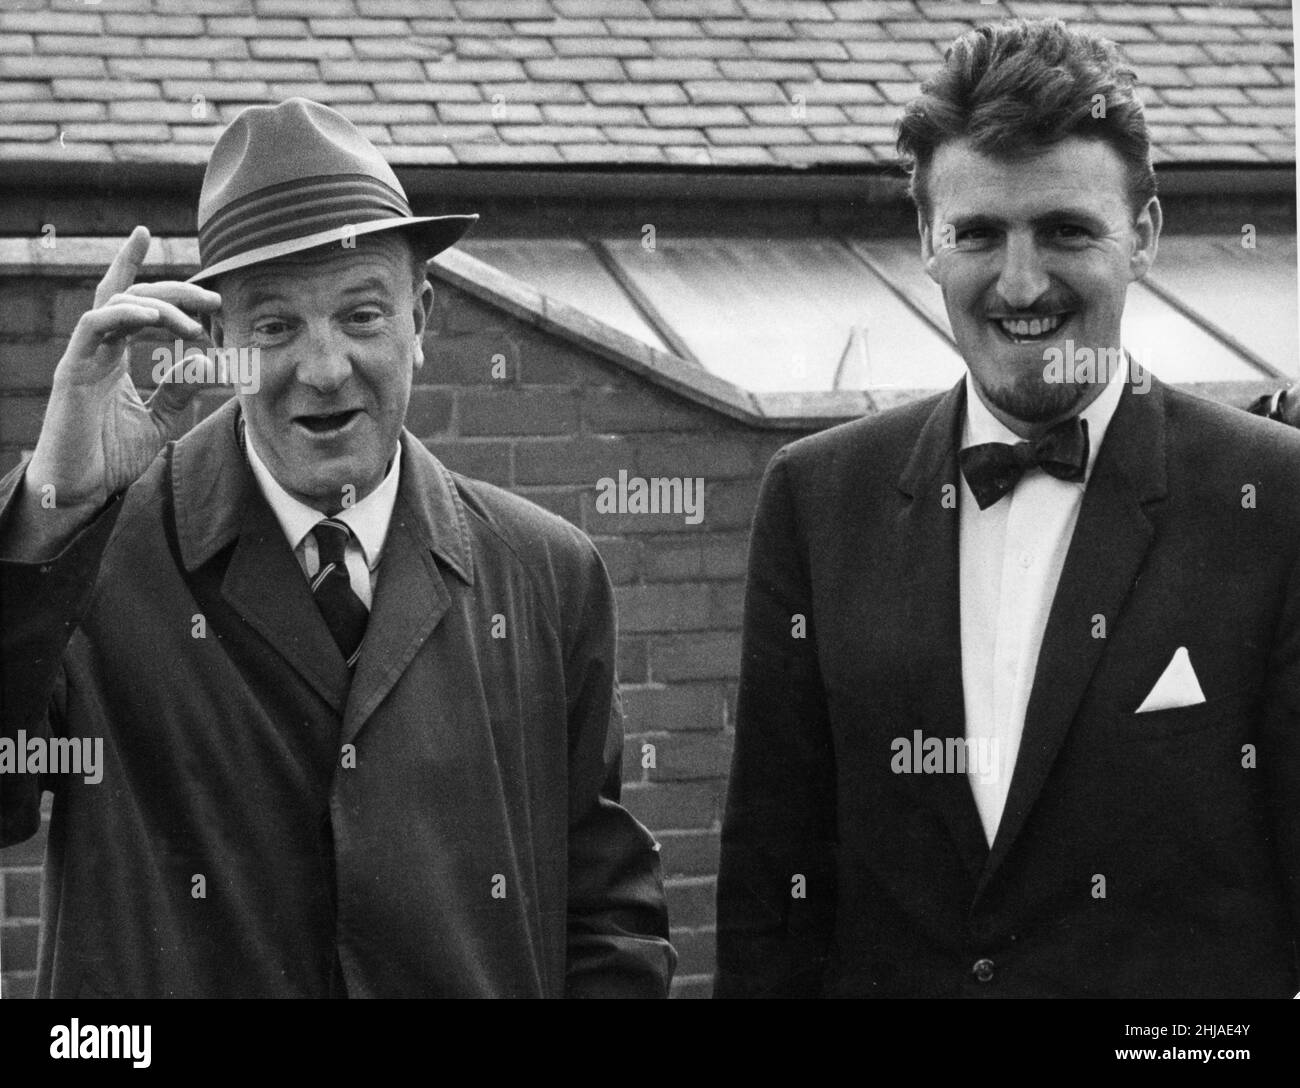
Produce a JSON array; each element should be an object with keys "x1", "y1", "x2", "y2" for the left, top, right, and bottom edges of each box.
[{"x1": 1136, "y1": 646, "x2": 1206, "y2": 713}]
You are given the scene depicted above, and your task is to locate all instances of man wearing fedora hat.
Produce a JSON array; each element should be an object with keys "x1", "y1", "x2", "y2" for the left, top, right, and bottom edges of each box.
[{"x1": 0, "y1": 98, "x2": 674, "y2": 998}]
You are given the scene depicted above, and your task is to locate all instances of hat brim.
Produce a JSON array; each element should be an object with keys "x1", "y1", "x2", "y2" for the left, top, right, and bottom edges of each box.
[{"x1": 187, "y1": 213, "x2": 478, "y2": 285}]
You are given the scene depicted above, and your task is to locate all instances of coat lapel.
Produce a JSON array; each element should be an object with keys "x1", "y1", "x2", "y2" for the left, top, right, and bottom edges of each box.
[
  {"x1": 979, "y1": 373, "x2": 1168, "y2": 887},
  {"x1": 222, "y1": 494, "x2": 353, "y2": 713},
  {"x1": 172, "y1": 398, "x2": 350, "y2": 713},
  {"x1": 895, "y1": 380, "x2": 990, "y2": 880},
  {"x1": 341, "y1": 431, "x2": 474, "y2": 746}
]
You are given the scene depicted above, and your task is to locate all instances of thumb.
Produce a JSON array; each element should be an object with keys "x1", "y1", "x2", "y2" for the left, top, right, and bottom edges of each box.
[{"x1": 146, "y1": 347, "x2": 206, "y2": 424}]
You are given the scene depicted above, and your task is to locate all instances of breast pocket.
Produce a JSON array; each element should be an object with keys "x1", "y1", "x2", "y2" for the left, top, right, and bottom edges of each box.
[{"x1": 1126, "y1": 688, "x2": 1260, "y2": 741}]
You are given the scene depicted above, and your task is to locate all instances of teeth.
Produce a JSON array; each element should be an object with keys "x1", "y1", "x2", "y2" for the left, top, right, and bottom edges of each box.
[{"x1": 998, "y1": 314, "x2": 1063, "y2": 339}]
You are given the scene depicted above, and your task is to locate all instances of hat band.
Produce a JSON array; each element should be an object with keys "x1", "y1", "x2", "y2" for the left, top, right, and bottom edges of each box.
[{"x1": 198, "y1": 173, "x2": 413, "y2": 271}]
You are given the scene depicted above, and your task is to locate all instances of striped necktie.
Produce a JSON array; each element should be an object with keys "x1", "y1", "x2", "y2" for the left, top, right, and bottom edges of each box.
[{"x1": 310, "y1": 518, "x2": 368, "y2": 668}]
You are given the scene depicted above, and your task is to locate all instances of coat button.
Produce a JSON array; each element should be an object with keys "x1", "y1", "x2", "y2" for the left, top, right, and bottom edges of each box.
[{"x1": 972, "y1": 957, "x2": 995, "y2": 983}]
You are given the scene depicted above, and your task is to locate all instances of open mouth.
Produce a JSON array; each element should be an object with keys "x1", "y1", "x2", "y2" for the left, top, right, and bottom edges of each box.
[
  {"x1": 294, "y1": 409, "x2": 362, "y2": 435},
  {"x1": 991, "y1": 312, "x2": 1071, "y2": 344}
]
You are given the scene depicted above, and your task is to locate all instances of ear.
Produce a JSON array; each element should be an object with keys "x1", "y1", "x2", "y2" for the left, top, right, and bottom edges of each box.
[
  {"x1": 919, "y1": 208, "x2": 941, "y2": 285},
  {"x1": 411, "y1": 277, "x2": 434, "y2": 370},
  {"x1": 1128, "y1": 196, "x2": 1162, "y2": 281}
]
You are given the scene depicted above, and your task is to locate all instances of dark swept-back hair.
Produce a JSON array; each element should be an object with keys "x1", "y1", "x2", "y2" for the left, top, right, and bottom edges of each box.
[{"x1": 896, "y1": 19, "x2": 1157, "y2": 224}]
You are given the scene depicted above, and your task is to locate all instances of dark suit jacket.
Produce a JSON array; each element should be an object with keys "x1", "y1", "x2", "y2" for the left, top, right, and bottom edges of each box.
[
  {"x1": 716, "y1": 373, "x2": 1300, "y2": 998},
  {"x1": 0, "y1": 398, "x2": 674, "y2": 997}
]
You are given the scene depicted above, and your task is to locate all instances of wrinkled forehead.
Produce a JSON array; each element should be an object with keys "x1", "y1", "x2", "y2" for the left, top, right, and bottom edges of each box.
[{"x1": 218, "y1": 232, "x2": 417, "y2": 313}]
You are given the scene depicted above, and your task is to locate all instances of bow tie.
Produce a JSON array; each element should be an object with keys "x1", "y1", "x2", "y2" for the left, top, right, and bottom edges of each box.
[{"x1": 959, "y1": 415, "x2": 1090, "y2": 511}]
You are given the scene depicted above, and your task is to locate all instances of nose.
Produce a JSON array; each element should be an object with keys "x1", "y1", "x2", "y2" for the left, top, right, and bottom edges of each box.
[
  {"x1": 293, "y1": 320, "x2": 353, "y2": 394},
  {"x1": 995, "y1": 231, "x2": 1052, "y2": 311}
]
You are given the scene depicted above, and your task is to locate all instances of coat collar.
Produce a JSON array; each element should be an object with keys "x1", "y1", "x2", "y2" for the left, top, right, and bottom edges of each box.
[
  {"x1": 172, "y1": 397, "x2": 474, "y2": 586},
  {"x1": 171, "y1": 398, "x2": 474, "y2": 729},
  {"x1": 897, "y1": 378, "x2": 965, "y2": 500}
]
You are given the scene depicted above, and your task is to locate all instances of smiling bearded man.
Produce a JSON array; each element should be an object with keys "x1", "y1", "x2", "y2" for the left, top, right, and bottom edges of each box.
[
  {"x1": 0, "y1": 98, "x2": 674, "y2": 998},
  {"x1": 715, "y1": 19, "x2": 1300, "y2": 999}
]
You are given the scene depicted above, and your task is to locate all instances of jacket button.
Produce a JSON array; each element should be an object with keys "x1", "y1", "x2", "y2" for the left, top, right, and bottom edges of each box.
[{"x1": 971, "y1": 957, "x2": 995, "y2": 983}]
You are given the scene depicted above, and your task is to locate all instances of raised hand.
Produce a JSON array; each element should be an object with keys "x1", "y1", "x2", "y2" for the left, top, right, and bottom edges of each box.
[{"x1": 24, "y1": 226, "x2": 223, "y2": 511}]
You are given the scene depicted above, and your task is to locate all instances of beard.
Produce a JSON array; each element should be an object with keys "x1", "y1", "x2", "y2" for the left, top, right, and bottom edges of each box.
[{"x1": 973, "y1": 364, "x2": 1091, "y2": 425}]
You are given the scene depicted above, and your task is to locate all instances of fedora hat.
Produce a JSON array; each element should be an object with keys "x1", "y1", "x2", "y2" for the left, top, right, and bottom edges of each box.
[{"x1": 188, "y1": 98, "x2": 477, "y2": 284}]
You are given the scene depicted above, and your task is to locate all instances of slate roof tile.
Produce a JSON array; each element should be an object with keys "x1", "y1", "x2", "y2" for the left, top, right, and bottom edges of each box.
[
  {"x1": 264, "y1": 81, "x2": 376, "y2": 102},
  {"x1": 143, "y1": 37, "x2": 249, "y2": 58},
  {"x1": 652, "y1": 39, "x2": 753, "y2": 57},
  {"x1": 0, "y1": 0, "x2": 1288, "y2": 167}
]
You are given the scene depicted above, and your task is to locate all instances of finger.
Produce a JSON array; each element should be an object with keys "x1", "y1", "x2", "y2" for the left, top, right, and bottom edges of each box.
[
  {"x1": 120, "y1": 281, "x2": 222, "y2": 315},
  {"x1": 65, "y1": 303, "x2": 163, "y2": 372},
  {"x1": 102, "y1": 294, "x2": 205, "y2": 341},
  {"x1": 93, "y1": 226, "x2": 151, "y2": 309},
  {"x1": 146, "y1": 350, "x2": 206, "y2": 417}
]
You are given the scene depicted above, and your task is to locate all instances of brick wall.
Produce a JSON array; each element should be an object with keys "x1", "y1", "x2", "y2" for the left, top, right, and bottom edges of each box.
[{"x1": 0, "y1": 264, "x2": 814, "y2": 999}]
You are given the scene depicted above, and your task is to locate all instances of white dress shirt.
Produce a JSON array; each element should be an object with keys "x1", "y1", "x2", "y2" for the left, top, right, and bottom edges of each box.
[
  {"x1": 959, "y1": 366, "x2": 1125, "y2": 844},
  {"x1": 243, "y1": 429, "x2": 401, "y2": 610}
]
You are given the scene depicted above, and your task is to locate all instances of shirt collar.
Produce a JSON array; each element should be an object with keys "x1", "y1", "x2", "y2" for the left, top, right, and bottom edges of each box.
[
  {"x1": 243, "y1": 426, "x2": 401, "y2": 572},
  {"x1": 961, "y1": 354, "x2": 1127, "y2": 480}
]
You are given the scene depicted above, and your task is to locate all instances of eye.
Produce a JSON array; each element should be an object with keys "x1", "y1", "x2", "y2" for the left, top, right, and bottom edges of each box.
[
  {"x1": 952, "y1": 227, "x2": 995, "y2": 249},
  {"x1": 1054, "y1": 224, "x2": 1091, "y2": 242},
  {"x1": 347, "y1": 308, "x2": 384, "y2": 327},
  {"x1": 251, "y1": 318, "x2": 291, "y2": 340}
]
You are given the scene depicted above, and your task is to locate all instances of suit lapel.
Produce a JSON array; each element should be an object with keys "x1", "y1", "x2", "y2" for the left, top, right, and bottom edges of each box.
[
  {"x1": 895, "y1": 380, "x2": 989, "y2": 879},
  {"x1": 979, "y1": 374, "x2": 1168, "y2": 887},
  {"x1": 341, "y1": 432, "x2": 473, "y2": 745}
]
